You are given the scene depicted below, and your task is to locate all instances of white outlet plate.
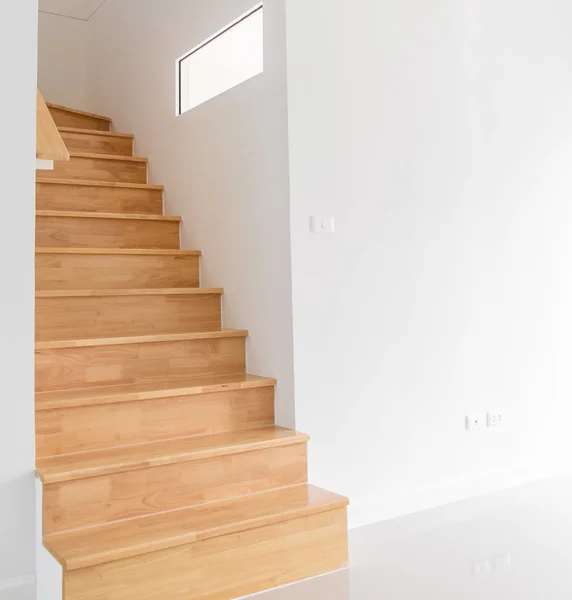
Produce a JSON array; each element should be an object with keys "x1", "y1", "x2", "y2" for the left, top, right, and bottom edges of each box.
[
  {"x1": 487, "y1": 412, "x2": 504, "y2": 427},
  {"x1": 465, "y1": 415, "x2": 484, "y2": 431}
]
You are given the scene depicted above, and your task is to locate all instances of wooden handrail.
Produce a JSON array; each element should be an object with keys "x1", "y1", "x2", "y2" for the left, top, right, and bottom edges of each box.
[{"x1": 36, "y1": 89, "x2": 70, "y2": 162}]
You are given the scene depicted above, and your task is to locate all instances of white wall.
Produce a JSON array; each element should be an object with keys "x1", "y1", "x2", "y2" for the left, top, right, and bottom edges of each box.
[
  {"x1": 285, "y1": 0, "x2": 572, "y2": 527},
  {"x1": 87, "y1": 0, "x2": 295, "y2": 427},
  {"x1": 0, "y1": 0, "x2": 38, "y2": 594},
  {"x1": 38, "y1": 11, "x2": 89, "y2": 111}
]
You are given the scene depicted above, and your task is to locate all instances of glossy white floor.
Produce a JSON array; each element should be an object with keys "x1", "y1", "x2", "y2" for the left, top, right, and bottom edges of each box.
[{"x1": 250, "y1": 474, "x2": 572, "y2": 599}]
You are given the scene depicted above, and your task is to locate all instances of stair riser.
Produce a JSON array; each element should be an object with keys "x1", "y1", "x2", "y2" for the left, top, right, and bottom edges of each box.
[
  {"x1": 36, "y1": 293, "x2": 221, "y2": 340},
  {"x1": 35, "y1": 337, "x2": 246, "y2": 392},
  {"x1": 36, "y1": 253, "x2": 200, "y2": 290},
  {"x1": 36, "y1": 386, "x2": 274, "y2": 457},
  {"x1": 44, "y1": 442, "x2": 308, "y2": 535},
  {"x1": 36, "y1": 215, "x2": 180, "y2": 250},
  {"x1": 63, "y1": 508, "x2": 348, "y2": 600},
  {"x1": 60, "y1": 131, "x2": 133, "y2": 156},
  {"x1": 36, "y1": 182, "x2": 163, "y2": 215},
  {"x1": 39, "y1": 156, "x2": 147, "y2": 184},
  {"x1": 48, "y1": 106, "x2": 110, "y2": 132}
]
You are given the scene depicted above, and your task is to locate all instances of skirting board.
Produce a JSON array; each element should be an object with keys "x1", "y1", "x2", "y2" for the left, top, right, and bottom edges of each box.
[
  {"x1": 35, "y1": 477, "x2": 62, "y2": 600},
  {"x1": 348, "y1": 461, "x2": 572, "y2": 530},
  {"x1": 0, "y1": 581, "x2": 35, "y2": 600}
]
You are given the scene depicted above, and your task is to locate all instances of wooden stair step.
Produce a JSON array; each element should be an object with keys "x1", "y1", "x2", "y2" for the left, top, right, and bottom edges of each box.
[
  {"x1": 36, "y1": 328, "x2": 247, "y2": 350},
  {"x1": 36, "y1": 178, "x2": 163, "y2": 216},
  {"x1": 37, "y1": 426, "x2": 308, "y2": 485},
  {"x1": 61, "y1": 509, "x2": 347, "y2": 600},
  {"x1": 36, "y1": 373, "x2": 275, "y2": 410},
  {"x1": 36, "y1": 287, "x2": 222, "y2": 341},
  {"x1": 39, "y1": 152, "x2": 148, "y2": 184},
  {"x1": 37, "y1": 210, "x2": 179, "y2": 221},
  {"x1": 36, "y1": 210, "x2": 181, "y2": 250},
  {"x1": 45, "y1": 485, "x2": 348, "y2": 571},
  {"x1": 47, "y1": 103, "x2": 112, "y2": 131},
  {"x1": 41, "y1": 427, "x2": 308, "y2": 535},
  {"x1": 58, "y1": 127, "x2": 134, "y2": 156},
  {"x1": 36, "y1": 247, "x2": 199, "y2": 255},
  {"x1": 35, "y1": 329, "x2": 247, "y2": 392},
  {"x1": 36, "y1": 248, "x2": 201, "y2": 290},
  {"x1": 36, "y1": 374, "x2": 276, "y2": 456}
]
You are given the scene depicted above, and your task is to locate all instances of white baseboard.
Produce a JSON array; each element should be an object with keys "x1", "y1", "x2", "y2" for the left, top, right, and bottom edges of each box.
[
  {"x1": 0, "y1": 578, "x2": 35, "y2": 600},
  {"x1": 35, "y1": 477, "x2": 62, "y2": 600},
  {"x1": 36, "y1": 159, "x2": 54, "y2": 170},
  {"x1": 348, "y1": 462, "x2": 572, "y2": 530},
  {"x1": 0, "y1": 576, "x2": 35, "y2": 592}
]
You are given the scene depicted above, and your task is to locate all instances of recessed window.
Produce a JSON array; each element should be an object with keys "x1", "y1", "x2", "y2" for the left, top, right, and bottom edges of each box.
[{"x1": 177, "y1": 4, "x2": 264, "y2": 115}]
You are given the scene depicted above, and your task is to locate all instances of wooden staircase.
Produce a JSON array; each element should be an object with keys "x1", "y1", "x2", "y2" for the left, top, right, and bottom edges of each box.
[{"x1": 35, "y1": 103, "x2": 349, "y2": 600}]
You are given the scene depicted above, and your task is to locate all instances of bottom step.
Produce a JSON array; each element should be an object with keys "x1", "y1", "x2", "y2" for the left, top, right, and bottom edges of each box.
[{"x1": 51, "y1": 485, "x2": 348, "y2": 600}]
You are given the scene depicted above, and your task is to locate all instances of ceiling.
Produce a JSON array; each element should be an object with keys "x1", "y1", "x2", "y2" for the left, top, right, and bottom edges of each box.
[{"x1": 39, "y1": 0, "x2": 107, "y2": 20}]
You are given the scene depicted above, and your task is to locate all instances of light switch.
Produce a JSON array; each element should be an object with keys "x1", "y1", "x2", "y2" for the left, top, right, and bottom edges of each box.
[{"x1": 310, "y1": 216, "x2": 335, "y2": 233}]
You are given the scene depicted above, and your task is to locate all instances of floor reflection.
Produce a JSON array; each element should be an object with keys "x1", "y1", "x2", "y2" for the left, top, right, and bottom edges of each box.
[{"x1": 250, "y1": 474, "x2": 572, "y2": 599}]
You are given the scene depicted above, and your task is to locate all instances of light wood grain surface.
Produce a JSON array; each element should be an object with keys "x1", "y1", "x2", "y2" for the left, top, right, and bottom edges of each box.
[
  {"x1": 34, "y1": 101, "x2": 349, "y2": 595},
  {"x1": 47, "y1": 103, "x2": 111, "y2": 131},
  {"x1": 36, "y1": 250, "x2": 200, "y2": 290},
  {"x1": 36, "y1": 290, "x2": 221, "y2": 340},
  {"x1": 40, "y1": 153, "x2": 148, "y2": 184},
  {"x1": 62, "y1": 508, "x2": 347, "y2": 600},
  {"x1": 42, "y1": 441, "x2": 308, "y2": 534},
  {"x1": 36, "y1": 211, "x2": 180, "y2": 250},
  {"x1": 36, "y1": 385, "x2": 274, "y2": 456},
  {"x1": 59, "y1": 127, "x2": 134, "y2": 156},
  {"x1": 35, "y1": 373, "x2": 276, "y2": 410},
  {"x1": 36, "y1": 90, "x2": 70, "y2": 162},
  {"x1": 46, "y1": 485, "x2": 348, "y2": 570}
]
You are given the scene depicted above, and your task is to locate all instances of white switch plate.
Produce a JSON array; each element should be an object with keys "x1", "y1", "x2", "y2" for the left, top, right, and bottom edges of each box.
[
  {"x1": 465, "y1": 415, "x2": 484, "y2": 431},
  {"x1": 310, "y1": 216, "x2": 335, "y2": 233}
]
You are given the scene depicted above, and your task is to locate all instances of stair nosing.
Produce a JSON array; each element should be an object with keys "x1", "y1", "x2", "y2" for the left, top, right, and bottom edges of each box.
[
  {"x1": 36, "y1": 177, "x2": 163, "y2": 190},
  {"x1": 36, "y1": 210, "x2": 181, "y2": 222},
  {"x1": 36, "y1": 288, "x2": 222, "y2": 298},
  {"x1": 58, "y1": 126, "x2": 134, "y2": 138},
  {"x1": 68, "y1": 152, "x2": 148, "y2": 163},
  {"x1": 35, "y1": 247, "x2": 200, "y2": 255},
  {"x1": 35, "y1": 374, "x2": 276, "y2": 411},
  {"x1": 36, "y1": 427, "x2": 309, "y2": 484},
  {"x1": 46, "y1": 103, "x2": 112, "y2": 122},
  {"x1": 35, "y1": 329, "x2": 248, "y2": 350},
  {"x1": 44, "y1": 485, "x2": 348, "y2": 571}
]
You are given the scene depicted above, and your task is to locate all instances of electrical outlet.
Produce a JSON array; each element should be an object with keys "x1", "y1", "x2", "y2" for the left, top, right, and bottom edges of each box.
[
  {"x1": 487, "y1": 412, "x2": 504, "y2": 428},
  {"x1": 465, "y1": 415, "x2": 484, "y2": 431},
  {"x1": 472, "y1": 553, "x2": 511, "y2": 578}
]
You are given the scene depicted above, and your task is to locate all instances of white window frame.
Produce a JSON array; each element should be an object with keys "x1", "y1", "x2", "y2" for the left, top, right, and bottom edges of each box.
[{"x1": 175, "y1": 2, "x2": 264, "y2": 116}]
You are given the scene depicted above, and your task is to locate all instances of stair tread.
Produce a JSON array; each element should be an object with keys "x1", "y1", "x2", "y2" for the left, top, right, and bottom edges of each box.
[
  {"x1": 58, "y1": 127, "x2": 134, "y2": 138},
  {"x1": 45, "y1": 484, "x2": 347, "y2": 571},
  {"x1": 36, "y1": 247, "x2": 199, "y2": 255},
  {"x1": 36, "y1": 328, "x2": 248, "y2": 350},
  {"x1": 36, "y1": 177, "x2": 163, "y2": 190},
  {"x1": 36, "y1": 288, "x2": 222, "y2": 298},
  {"x1": 37, "y1": 426, "x2": 308, "y2": 484},
  {"x1": 46, "y1": 103, "x2": 112, "y2": 122},
  {"x1": 68, "y1": 152, "x2": 148, "y2": 163},
  {"x1": 36, "y1": 373, "x2": 275, "y2": 410},
  {"x1": 36, "y1": 210, "x2": 181, "y2": 222}
]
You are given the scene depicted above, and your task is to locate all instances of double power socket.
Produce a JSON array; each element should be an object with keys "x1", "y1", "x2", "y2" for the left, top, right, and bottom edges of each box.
[{"x1": 466, "y1": 412, "x2": 504, "y2": 431}]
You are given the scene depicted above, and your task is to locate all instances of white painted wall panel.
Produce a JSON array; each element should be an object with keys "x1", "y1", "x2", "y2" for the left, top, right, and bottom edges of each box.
[
  {"x1": 285, "y1": 0, "x2": 572, "y2": 527},
  {"x1": 38, "y1": 11, "x2": 89, "y2": 111},
  {"x1": 0, "y1": 0, "x2": 38, "y2": 591}
]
